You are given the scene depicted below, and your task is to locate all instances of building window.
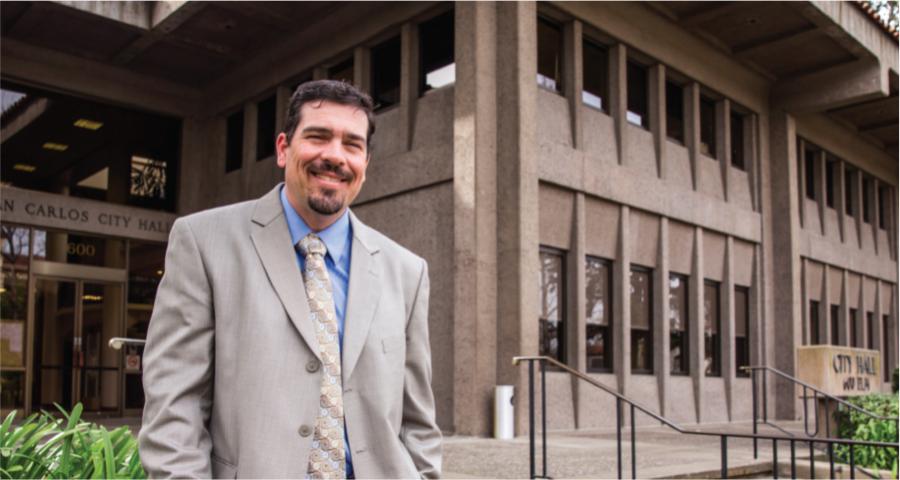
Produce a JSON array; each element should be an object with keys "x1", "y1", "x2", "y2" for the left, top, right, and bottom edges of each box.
[
  {"x1": 699, "y1": 96, "x2": 716, "y2": 158},
  {"x1": 703, "y1": 280, "x2": 721, "y2": 376},
  {"x1": 225, "y1": 110, "x2": 244, "y2": 173},
  {"x1": 371, "y1": 35, "x2": 401, "y2": 111},
  {"x1": 630, "y1": 266, "x2": 653, "y2": 373},
  {"x1": 850, "y1": 308, "x2": 859, "y2": 348},
  {"x1": 878, "y1": 186, "x2": 889, "y2": 230},
  {"x1": 735, "y1": 286, "x2": 750, "y2": 377},
  {"x1": 256, "y1": 95, "x2": 276, "y2": 160},
  {"x1": 730, "y1": 110, "x2": 744, "y2": 170},
  {"x1": 884, "y1": 314, "x2": 891, "y2": 381},
  {"x1": 810, "y1": 300, "x2": 820, "y2": 345},
  {"x1": 626, "y1": 62, "x2": 648, "y2": 128},
  {"x1": 669, "y1": 273, "x2": 689, "y2": 375},
  {"x1": 862, "y1": 178, "x2": 873, "y2": 223},
  {"x1": 540, "y1": 248, "x2": 566, "y2": 364},
  {"x1": 844, "y1": 168, "x2": 855, "y2": 215},
  {"x1": 830, "y1": 304, "x2": 841, "y2": 345},
  {"x1": 804, "y1": 148, "x2": 816, "y2": 200},
  {"x1": 582, "y1": 39, "x2": 608, "y2": 111},
  {"x1": 328, "y1": 58, "x2": 354, "y2": 84},
  {"x1": 537, "y1": 17, "x2": 562, "y2": 93},
  {"x1": 866, "y1": 312, "x2": 875, "y2": 350},
  {"x1": 419, "y1": 10, "x2": 455, "y2": 93},
  {"x1": 666, "y1": 82, "x2": 684, "y2": 143},
  {"x1": 586, "y1": 256, "x2": 613, "y2": 372},
  {"x1": 825, "y1": 159, "x2": 836, "y2": 208}
]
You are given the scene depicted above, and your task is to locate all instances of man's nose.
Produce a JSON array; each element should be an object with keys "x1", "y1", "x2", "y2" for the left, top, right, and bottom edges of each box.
[{"x1": 320, "y1": 139, "x2": 346, "y2": 165}]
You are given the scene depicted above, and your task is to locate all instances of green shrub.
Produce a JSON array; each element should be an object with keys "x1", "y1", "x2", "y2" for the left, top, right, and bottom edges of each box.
[
  {"x1": 833, "y1": 394, "x2": 899, "y2": 474},
  {"x1": 0, "y1": 403, "x2": 145, "y2": 479}
]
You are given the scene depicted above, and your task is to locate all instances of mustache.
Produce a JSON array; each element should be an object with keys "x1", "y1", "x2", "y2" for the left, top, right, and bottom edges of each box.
[{"x1": 307, "y1": 160, "x2": 353, "y2": 181}]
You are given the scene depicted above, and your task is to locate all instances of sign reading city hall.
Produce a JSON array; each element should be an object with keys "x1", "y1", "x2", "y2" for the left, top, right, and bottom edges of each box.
[
  {"x1": 1, "y1": 186, "x2": 176, "y2": 243},
  {"x1": 797, "y1": 346, "x2": 881, "y2": 397}
]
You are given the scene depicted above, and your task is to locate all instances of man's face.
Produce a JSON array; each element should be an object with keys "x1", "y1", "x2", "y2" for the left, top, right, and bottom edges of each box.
[{"x1": 276, "y1": 100, "x2": 369, "y2": 229}]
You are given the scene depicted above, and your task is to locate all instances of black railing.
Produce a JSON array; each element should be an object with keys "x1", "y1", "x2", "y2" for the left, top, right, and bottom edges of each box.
[
  {"x1": 513, "y1": 356, "x2": 899, "y2": 479},
  {"x1": 745, "y1": 364, "x2": 898, "y2": 470}
]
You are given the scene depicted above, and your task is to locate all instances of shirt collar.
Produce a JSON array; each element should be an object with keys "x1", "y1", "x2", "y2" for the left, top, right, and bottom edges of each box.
[{"x1": 280, "y1": 185, "x2": 351, "y2": 264}]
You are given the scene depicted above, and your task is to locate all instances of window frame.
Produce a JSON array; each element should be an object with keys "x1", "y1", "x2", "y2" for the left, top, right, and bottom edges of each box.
[
  {"x1": 539, "y1": 246, "x2": 567, "y2": 365},
  {"x1": 626, "y1": 61, "x2": 650, "y2": 129},
  {"x1": 699, "y1": 95, "x2": 717, "y2": 159},
  {"x1": 255, "y1": 94, "x2": 277, "y2": 161},
  {"x1": 809, "y1": 300, "x2": 821, "y2": 345},
  {"x1": 585, "y1": 255, "x2": 613, "y2": 373},
  {"x1": 830, "y1": 304, "x2": 841, "y2": 346},
  {"x1": 536, "y1": 16, "x2": 564, "y2": 94},
  {"x1": 668, "y1": 272, "x2": 690, "y2": 375},
  {"x1": 703, "y1": 279, "x2": 722, "y2": 377},
  {"x1": 630, "y1": 265, "x2": 654, "y2": 374},
  {"x1": 418, "y1": 9, "x2": 456, "y2": 95},
  {"x1": 735, "y1": 285, "x2": 751, "y2": 377},
  {"x1": 582, "y1": 37, "x2": 609, "y2": 113},
  {"x1": 225, "y1": 109, "x2": 244, "y2": 173},
  {"x1": 665, "y1": 81, "x2": 685, "y2": 144}
]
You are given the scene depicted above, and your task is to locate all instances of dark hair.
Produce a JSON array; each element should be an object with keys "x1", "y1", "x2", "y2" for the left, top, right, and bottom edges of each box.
[{"x1": 282, "y1": 80, "x2": 376, "y2": 148}]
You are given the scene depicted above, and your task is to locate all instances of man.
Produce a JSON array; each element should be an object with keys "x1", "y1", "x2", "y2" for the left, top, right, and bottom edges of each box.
[{"x1": 139, "y1": 80, "x2": 442, "y2": 479}]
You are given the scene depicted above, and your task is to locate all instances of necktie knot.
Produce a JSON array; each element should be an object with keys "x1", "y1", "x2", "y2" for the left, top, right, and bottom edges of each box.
[{"x1": 298, "y1": 233, "x2": 327, "y2": 259}]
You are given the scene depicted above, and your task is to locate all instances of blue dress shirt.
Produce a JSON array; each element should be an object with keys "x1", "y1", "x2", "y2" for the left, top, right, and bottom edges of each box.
[{"x1": 280, "y1": 186, "x2": 354, "y2": 476}]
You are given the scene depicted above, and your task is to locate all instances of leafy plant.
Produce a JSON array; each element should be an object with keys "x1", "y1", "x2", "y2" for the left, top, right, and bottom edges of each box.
[
  {"x1": 0, "y1": 403, "x2": 145, "y2": 479},
  {"x1": 833, "y1": 394, "x2": 899, "y2": 474}
]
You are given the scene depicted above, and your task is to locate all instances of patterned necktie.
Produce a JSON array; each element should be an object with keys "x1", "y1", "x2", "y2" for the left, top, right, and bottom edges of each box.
[{"x1": 298, "y1": 234, "x2": 346, "y2": 479}]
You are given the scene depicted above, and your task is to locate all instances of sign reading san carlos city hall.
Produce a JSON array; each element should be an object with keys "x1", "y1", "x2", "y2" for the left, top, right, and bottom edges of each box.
[{"x1": 1, "y1": 186, "x2": 176, "y2": 243}]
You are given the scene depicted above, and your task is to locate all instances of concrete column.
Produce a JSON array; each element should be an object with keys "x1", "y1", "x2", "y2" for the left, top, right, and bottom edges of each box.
[
  {"x1": 563, "y1": 20, "x2": 582, "y2": 150},
  {"x1": 495, "y1": 0, "x2": 539, "y2": 436},
  {"x1": 609, "y1": 44, "x2": 627, "y2": 165},
  {"x1": 649, "y1": 64, "x2": 666, "y2": 179},
  {"x1": 840, "y1": 270, "x2": 850, "y2": 346},
  {"x1": 570, "y1": 192, "x2": 586, "y2": 426},
  {"x1": 874, "y1": 280, "x2": 883, "y2": 358},
  {"x1": 750, "y1": 244, "x2": 763, "y2": 367},
  {"x1": 690, "y1": 227, "x2": 704, "y2": 423},
  {"x1": 686, "y1": 82, "x2": 700, "y2": 191},
  {"x1": 353, "y1": 46, "x2": 370, "y2": 92},
  {"x1": 854, "y1": 169, "x2": 863, "y2": 248},
  {"x1": 871, "y1": 179, "x2": 880, "y2": 255},
  {"x1": 801, "y1": 258, "x2": 809, "y2": 345},
  {"x1": 723, "y1": 236, "x2": 735, "y2": 419},
  {"x1": 275, "y1": 85, "x2": 291, "y2": 133},
  {"x1": 769, "y1": 110, "x2": 801, "y2": 419},
  {"x1": 822, "y1": 264, "x2": 832, "y2": 344},
  {"x1": 452, "y1": 1, "x2": 498, "y2": 437},
  {"x1": 817, "y1": 150, "x2": 827, "y2": 236},
  {"x1": 717, "y1": 98, "x2": 731, "y2": 202},
  {"x1": 749, "y1": 114, "x2": 761, "y2": 212},
  {"x1": 400, "y1": 22, "x2": 418, "y2": 151},
  {"x1": 615, "y1": 205, "x2": 631, "y2": 396},
  {"x1": 797, "y1": 138, "x2": 807, "y2": 229},
  {"x1": 837, "y1": 159, "x2": 847, "y2": 243},
  {"x1": 655, "y1": 217, "x2": 670, "y2": 416}
]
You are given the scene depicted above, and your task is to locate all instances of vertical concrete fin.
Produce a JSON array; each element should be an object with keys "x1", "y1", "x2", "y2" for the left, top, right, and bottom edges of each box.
[
  {"x1": 610, "y1": 44, "x2": 627, "y2": 166},
  {"x1": 571, "y1": 192, "x2": 586, "y2": 427},
  {"x1": 841, "y1": 270, "x2": 849, "y2": 347},
  {"x1": 616, "y1": 205, "x2": 631, "y2": 395},
  {"x1": 801, "y1": 258, "x2": 809, "y2": 346},
  {"x1": 837, "y1": 159, "x2": 847, "y2": 243},
  {"x1": 797, "y1": 138, "x2": 806, "y2": 229},
  {"x1": 563, "y1": 20, "x2": 582, "y2": 150},
  {"x1": 686, "y1": 82, "x2": 700, "y2": 191},
  {"x1": 717, "y1": 98, "x2": 730, "y2": 203},
  {"x1": 724, "y1": 236, "x2": 735, "y2": 420},
  {"x1": 817, "y1": 150, "x2": 827, "y2": 237},
  {"x1": 656, "y1": 217, "x2": 670, "y2": 416},
  {"x1": 650, "y1": 64, "x2": 666, "y2": 179},
  {"x1": 353, "y1": 46, "x2": 370, "y2": 93},
  {"x1": 400, "y1": 22, "x2": 418, "y2": 152},
  {"x1": 690, "y1": 226, "x2": 704, "y2": 423}
]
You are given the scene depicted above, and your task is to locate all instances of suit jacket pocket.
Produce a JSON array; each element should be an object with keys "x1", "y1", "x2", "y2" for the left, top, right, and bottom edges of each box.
[
  {"x1": 382, "y1": 334, "x2": 406, "y2": 353},
  {"x1": 211, "y1": 455, "x2": 238, "y2": 479}
]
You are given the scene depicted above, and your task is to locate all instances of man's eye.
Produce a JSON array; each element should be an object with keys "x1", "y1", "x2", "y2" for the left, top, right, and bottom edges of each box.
[{"x1": 346, "y1": 143, "x2": 363, "y2": 151}]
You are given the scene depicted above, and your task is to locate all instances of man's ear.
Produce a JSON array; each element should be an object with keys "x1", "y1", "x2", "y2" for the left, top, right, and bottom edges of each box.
[{"x1": 275, "y1": 132, "x2": 289, "y2": 168}]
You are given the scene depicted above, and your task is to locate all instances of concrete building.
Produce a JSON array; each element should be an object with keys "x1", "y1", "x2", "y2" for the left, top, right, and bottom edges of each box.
[{"x1": 1, "y1": 1, "x2": 897, "y2": 435}]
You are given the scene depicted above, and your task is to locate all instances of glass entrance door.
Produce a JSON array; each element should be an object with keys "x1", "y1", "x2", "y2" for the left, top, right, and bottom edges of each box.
[{"x1": 32, "y1": 277, "x2": 123, "y2": 414}]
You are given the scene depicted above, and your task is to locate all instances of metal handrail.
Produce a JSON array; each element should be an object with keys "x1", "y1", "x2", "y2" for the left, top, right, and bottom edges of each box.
[
  {"x1": 513, "y1": 355, "x2": 899, "y2": 479},
  {"x1": 742, "y1": 365, "x2": 898, "y2": 421}
]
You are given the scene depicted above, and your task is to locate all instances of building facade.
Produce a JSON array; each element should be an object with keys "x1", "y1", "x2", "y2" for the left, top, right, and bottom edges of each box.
[{"x1": 1, "y1": 1, "x2": 897, "y2": 435}]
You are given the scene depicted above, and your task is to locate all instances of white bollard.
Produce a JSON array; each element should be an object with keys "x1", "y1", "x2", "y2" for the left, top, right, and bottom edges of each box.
[{"x1": 494, "y1": 385, "x2": 515, "y2": 439}]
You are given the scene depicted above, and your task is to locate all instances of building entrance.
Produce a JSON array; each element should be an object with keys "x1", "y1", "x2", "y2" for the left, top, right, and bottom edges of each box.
[{"x1": 30, "y1": 266, "x2": 125, "y2": 416}]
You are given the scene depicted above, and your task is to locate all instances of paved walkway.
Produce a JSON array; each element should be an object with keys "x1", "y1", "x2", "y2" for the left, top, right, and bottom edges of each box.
[{"x1": 102, "y1": 417, "x2": 826, "y2": 478}]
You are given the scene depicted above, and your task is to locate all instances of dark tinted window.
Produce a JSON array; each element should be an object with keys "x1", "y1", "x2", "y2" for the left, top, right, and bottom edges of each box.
[
  {"x1": 810, "y1": 300, "x2": 820, "y2": 345},
  {"x1": 878, "y1": 186, "x2": 888, "y2": 229},
  {"x1": 805, "y1": 148, "x2": 816, "y2": 200},
  {"x1": 730, "y1": 111, "x2": 744, "y2": 170},
  {"x1": 866, "y1": 312, "x2": 875, "y2": 350},
  {"x1": 704, "y1": 280, "x2": 721, "y2": 376},
  {"x1": 582, "y1": 39, "x2": 608, "y2": 111},
  {"x1": 256, "y1": 95, "x2": 276, "y2": 160},
  {"x1": 371, "y1": 36, "x2": 401, "y2": 110},
  {"x1": 845, "y1": 168, "x2": 855, "y2": 215},
  {"x1": 825, "y1": 159, "x2": 836, "y2": 208},
  {"x1": 328, "y1": 58, "x2": 354, "y2": 84},
  {"x1": 735, "y1": 286, "x2": 750, "y2": 377},
  {"x1": 850, "y1": 308, "x2": 859, "y2": 348},
  {"x1": 862, "y1": 178, "x2": 872, "y2": 223},
  {"x1": 540, "y1": 249, "x2": 566, "y2": 364},
  {"x1": 630, "y1": 266, "x2": 653, "y2": 373},
  {"x1": 586, "y1": 256, "x2": 613, "y2": 372},
  {"x1": 420, "y1": 10, "x2": 455, "y2": 93},
  {"x1": 225, "y1": 110, "x2": 244, "y2": 173},
  {"x1": 537, "y1": 18, "x2": 562, "y2": 93},
  {"x1": 700, "y1": 96, "x2": 716, "y2": 158},
  {"x1": 626, "y1": 62, "x2": 648, "y2": 128},
  {"x1": 666, "y1": 82, "x2": 684, "y2": 143},
  {"x1": 831, "y1": 304, "x2": 841, "y2": 345},
  {"x1": 669, "y1": 274, "x2": 689, "y2": 375}
]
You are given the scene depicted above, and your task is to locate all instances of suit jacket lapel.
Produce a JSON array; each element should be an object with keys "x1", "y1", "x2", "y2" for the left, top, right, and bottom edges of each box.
[
  {"x1": 250, "y1": 185, "x2": 321, "y2": 361},
  {"x1": 342, "y1": 212, "x2": 381, "y2": 382}
]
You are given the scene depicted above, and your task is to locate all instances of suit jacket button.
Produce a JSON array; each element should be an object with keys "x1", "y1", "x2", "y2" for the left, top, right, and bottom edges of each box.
[
  {"x1": 306, "y1": 360, "x2": 320, "y2": 373},
  {"x1": 299, "y1": 425, "x2": 313, "y2": 437}
]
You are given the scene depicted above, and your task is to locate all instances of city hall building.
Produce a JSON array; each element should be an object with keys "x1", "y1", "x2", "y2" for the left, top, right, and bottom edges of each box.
[{"x1": 1, "y1": 1, "x2": 897, "y2": 435}]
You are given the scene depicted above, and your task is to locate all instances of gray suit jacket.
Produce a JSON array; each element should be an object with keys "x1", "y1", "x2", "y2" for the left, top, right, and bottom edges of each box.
[{"x1": 138, "y1": 185, "x2": 442, "y2": 478}]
